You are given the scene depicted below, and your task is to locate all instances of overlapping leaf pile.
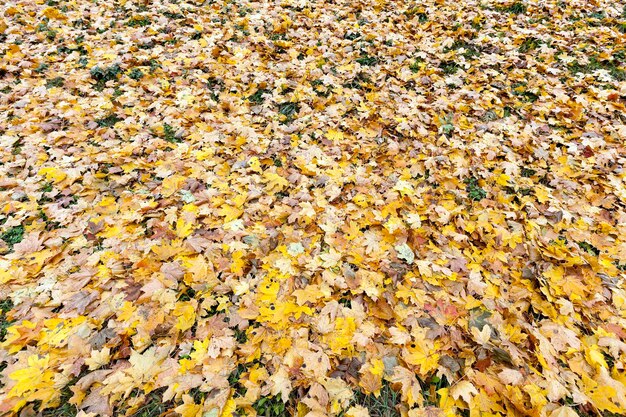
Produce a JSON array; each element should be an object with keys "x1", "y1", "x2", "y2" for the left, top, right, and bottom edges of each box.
[{"x1": 1, "y1": 0, "x2": 626, "y2": 416}]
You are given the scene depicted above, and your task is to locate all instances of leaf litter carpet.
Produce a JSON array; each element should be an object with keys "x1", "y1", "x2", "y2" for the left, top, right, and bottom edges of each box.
[{"x1": 1, "y1": 0, "x2": 626, "y2": 416}]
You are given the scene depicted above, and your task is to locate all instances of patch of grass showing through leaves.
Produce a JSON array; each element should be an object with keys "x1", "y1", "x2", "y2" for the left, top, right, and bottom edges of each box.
[
  {"x1": 128, "y1": 68, "x2": 144, "y2": 80},
  {"x1": 163, "y1": 123, "x2": 182, "y2": 143},
  {"x1": 445, "y1": 40, "x2": 481, "y2": 59},
  {"x1": 440, "y1": 60, "x2": 460, "y2": 75},
  {"x1": 578, "y1": 241, "x2": 600, "y2": 256},
  {"x1": 2, "y1": 225, "x2": 24, "y2": 250},
  {"x1": 0, "y1": 299, "x2": 14, "y2": 343},
  {"x1": 342, "y1": 382, "x2": 401, "y2": 417},
  {"x1": 95, "y1": 114, "x2": 122, "y2": 128},
  {"x1": 128, "y1": 390, "x2": 169, "y2": 417},
  {"x1": 519, "y1": 37, "x2": 542, "y2": 53},
  {"x1": 568, "y1": 56, "x2": 626, "y2": 81},
  {"x1": 90, "y1": 64, "x2": 122, "y2": 90},
  {"x1": 356, "y1": 53, "x2": 378, "y2": 66},
  {"x1": 126, "y1": 16, "x2": 151, "y2": 27},
  {"x1": 253, "y1": 394, "x2": 286, "y2": 417},
  {"x1": 499, "y1": 2, "x2": 527, "y2": 14},
  {"x1": 248, "y1": 88, "x2": 270, "y2": 104},
  {"x1": 277, "y1": 102, "x2": 300, "y2": 123},
  {"x1": 465, "y1": 177, "x2": 487, "y2": 201},
  {"x1": 46, "y1": 77, "x2": 64, "y2": 88}
]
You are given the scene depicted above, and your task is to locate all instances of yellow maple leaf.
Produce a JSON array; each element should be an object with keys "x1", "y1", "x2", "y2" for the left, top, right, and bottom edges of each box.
[
  {"x1": 263, "y1": 171, "x2": 289, "y2": 193},
  {"x1": 218, "y1": 205, "x2": 243, "y2": 222},
  {"x1": 85, "y1": 347, "x2": 111, "y2": 370},
  {"x1": 248, "y1": 156, "x2": 262, "y2": 173},
  {"x1": 230, "y1": 250, "x2": 246, "y2": 275},
  {"x1": 220, "y1": 395, "x2": 237, "y2": 417},
  {"x1": 38, "y1": 167, "x2": 67, "y2": 184},
  {"x1": 174, "y1": 395, "x2": 203, "y2": 417},
  {"x1": 161, "y1": 175, "x2": 186, "y2": 197},
  {"x1": 324, "y1": 317, "x2": 356, "y2": 353},
  {"x1": 404, "y1": 341, "x2": 440, "y2": 376},
  {"x1": 174, "y1": 302, "x2": 196, "y2": 332},
  {"x1": 9, "y1": 354, "x2": 57, "y2": 409},
  {"x1": 326, "y1": 129, "x2": 344, "y2": 141},
  {"x1": 175, "y1": 218, "x2": 194, "y2": 238}
]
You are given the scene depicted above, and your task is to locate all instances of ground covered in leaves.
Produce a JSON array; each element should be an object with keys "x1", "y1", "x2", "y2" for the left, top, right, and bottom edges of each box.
[{"x1": 1, "y1": 0, "x2": 626, "y2": 416}]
